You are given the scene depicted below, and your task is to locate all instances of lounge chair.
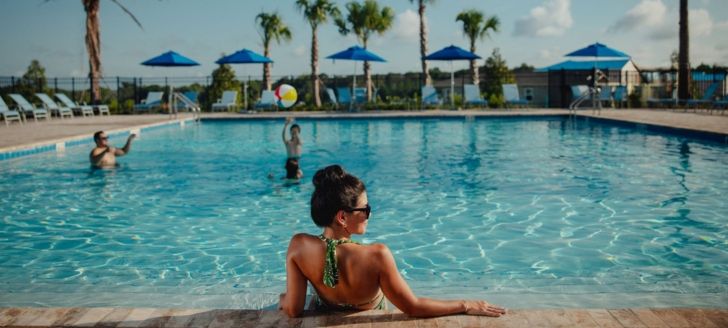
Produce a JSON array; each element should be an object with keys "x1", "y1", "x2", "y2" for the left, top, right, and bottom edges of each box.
[
  {"x1": 55, "y1": 93, "x2": 95, "y2": 116},
  {"x1": 686, "y1": 82, "x2": 719, "y2": 109},
  {"x1": 502, "y1": 84, "x2": 528, "y2": 108},
  {"x1": 336, "y1": 87, "x2": 354, "y2": 110},
  {"x1": 462, "y1": 84, "x2": 487, "y2": 108},
  {"x1": 8, "y1": 94, "x2": 49, "y2": 122},
  {"x1": 597, "y1": 86, "x2": 613, "y2": 108},
  {"x1": 354, "y1": 87, "x2": 367, "y2": 104},
  {"x1": 421, "y1": 86, "x2": 441, "y2": 107},
  {"x1": 134, "y1": 91, "x2": 164, "y2": 113},
  {"x1": 647, "y1": 88, "x2": 677, "y2": 108},
  {"x1": 254, "y1": 90, "x2": 276, "y2": 111},
  {"x1": 174, "y1": 92, "x2": 200, "y2": 112},
  {"x1": 0, "y1": 96, "x2": 23, "y2": 126},
  {"x1": 325, "y1": 88, "x2": 339, "y2": 110},
  {"x1": 212, "y1": 91, "x2": 238, "y2": 112},
  {"x1": 613, "y1": 86, "x2": 627, "y2": 108},
  {"x1": 35, "y1": 93, "x2": 74, "y2": 119},
  {"x1": 174, "y1": 91, "x2": 199, "y2": 112}
]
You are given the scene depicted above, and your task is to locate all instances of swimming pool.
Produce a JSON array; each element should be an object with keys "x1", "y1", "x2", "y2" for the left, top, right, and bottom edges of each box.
[{"x1": 0, "y1": 116, "x2": 726, "y2": 309}]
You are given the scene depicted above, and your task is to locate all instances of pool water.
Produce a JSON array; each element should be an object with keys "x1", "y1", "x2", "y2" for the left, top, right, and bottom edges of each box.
[{"x1": 0, "y1": 117, "x2": 726, "y2": 309}]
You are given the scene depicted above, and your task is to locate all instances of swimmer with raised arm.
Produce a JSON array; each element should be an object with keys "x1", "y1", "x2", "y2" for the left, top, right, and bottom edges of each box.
[
  {"x1": 279, "y1": 165, "x2": 506, "y2": 318},
  {"x1": 89, "y1": 131, "x2": 136, "y2": 168},
  {"x1": 282, "y1": 117, "x2": 302, "y2": 159}
]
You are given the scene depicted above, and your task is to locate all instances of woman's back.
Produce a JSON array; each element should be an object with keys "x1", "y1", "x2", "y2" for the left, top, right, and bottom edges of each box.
[{"x1": 288, "y1": 233, "x2": 384, "y2": 309}]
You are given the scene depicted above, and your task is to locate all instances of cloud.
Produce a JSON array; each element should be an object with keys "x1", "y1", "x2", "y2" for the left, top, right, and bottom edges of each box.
[
  {"x1": 293, "y1": 45, "x2": 306, "y2": 57},
  {"x1": 392, "y1": 9, "x2": 420, "y2": 40},
  {"x1": 513, "y1": 0, "x2": 572, "y2": 37},
  {"x1": 648, "y1": 8, "x2": 717, "y2": 40},
  {"x1": 608, "y1": 0, "x2": 667, "y2": 32},
  {"x1": 690, "y1": 9, "x2": 713, "y2": 37}
]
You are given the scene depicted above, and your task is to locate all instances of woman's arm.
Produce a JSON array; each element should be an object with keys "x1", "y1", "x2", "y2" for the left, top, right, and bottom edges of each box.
[
  {"x1": 375, "y1": 244, "x2": 506, "y2": 318},
  {"x1": 279, "y1": 234, "x2": 308, "y2": 318}
]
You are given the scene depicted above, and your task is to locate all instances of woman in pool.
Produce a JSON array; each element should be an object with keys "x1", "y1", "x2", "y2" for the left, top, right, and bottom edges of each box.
[{"x1": 279, "y1": 164, "x2": 506, "y2": 318}]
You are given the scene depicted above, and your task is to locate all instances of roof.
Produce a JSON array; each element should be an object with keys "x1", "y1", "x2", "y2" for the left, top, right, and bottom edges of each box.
[{"x1": 537, "y1": 59, "x2": 631, "y2": 72}]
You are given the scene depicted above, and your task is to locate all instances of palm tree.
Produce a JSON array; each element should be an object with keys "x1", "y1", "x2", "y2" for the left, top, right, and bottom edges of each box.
[
  {"x1": 335, "y1": 0, "x2": 394, "y2": 101},
  {"x1": 678, "y1": 0, "x2": 690, "y2": 100},
  {"x1": 456, "y1": 9, "x2": 499, "y2": 86},
  {"x1": 295, "y1": 0, "x2": 341, "y2": 108},
  {"x1": 256, "y1": 12, "x2": 292, "y2": 91},
  {"x1": 408, "y1": 0, "x2": 435, "y2": 86},
  {"x1": 82, "y1": 0, "x2": 142, "y2": 104}
]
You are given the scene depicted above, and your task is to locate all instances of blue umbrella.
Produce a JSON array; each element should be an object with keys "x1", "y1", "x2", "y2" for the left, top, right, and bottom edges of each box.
[
  {"x1": 565, "y1": 42, "x2": 629, "y2": 58},
  {"x1": 216, "y1": 49, "x2": 273, "y2": 64},
  {"x1": 141, "y1": 51, "x2": 200, "y2": 117},
  {"x1": 141, "y1": 51, "x2": 200, "y2": 67},
  {"x1": 424, "y1": 45, "x2": 481, "y2": 107},
  {"x1": 326, "y1": 46, "x2": 386, "y2": 108},
  {"x1": 216, "y1": 49, "x2": 273, "y2": 110}
]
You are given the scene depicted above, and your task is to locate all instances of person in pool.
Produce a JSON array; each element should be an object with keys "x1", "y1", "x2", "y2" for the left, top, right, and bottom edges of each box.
[
  {"x1": 278, "y1": 165, "x2": 506, "y2": 318},
  {"x1": 89, "y1": 131, "x2": 136, "y2": 168},
  {"x1": 285, "y1": 158, "x2": 303, "y2": 180},
  {"x1": 282, "y1": 117, "x2": 302, "y2": 159}
]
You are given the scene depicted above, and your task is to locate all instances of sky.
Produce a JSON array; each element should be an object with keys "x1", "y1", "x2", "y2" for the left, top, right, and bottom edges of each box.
[{"x1": 1, "y1": 0, "x2": 727, "y2": 79}]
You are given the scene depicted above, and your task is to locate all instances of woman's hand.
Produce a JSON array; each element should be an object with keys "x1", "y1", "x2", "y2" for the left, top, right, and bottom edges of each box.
[{"x1": 463, "y1": 300, "x2": 506, "y2": 317}]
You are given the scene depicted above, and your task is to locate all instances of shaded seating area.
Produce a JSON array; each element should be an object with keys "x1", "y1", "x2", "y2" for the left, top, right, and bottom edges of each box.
[
  {"x1": 35, "y1": 93, "x2": 74, "y2": 119},
  {"x1": 463, "y1": 84, "x2": 487, "y2": 108},
  {"x1": 502, "y1": 84, "x2": 528, "y2": 108},
  {"x1": 134, "y1": 91, "x2": 164, "y2": 113},
  {"x1": 211, "y1": 90, "x2": 238, "y2": 112},
  {"x1": 55, "y1": 93, "x2": 95, "y2": 117},
  {"x1": 8, "y1": 94, "x2": 49, "y2": 122},
  {"x1": 0, "y1": 96, "x2": 23, "y2": 126}
]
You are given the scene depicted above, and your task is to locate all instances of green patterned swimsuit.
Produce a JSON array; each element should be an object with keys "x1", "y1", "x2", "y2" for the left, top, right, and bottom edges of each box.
[{"x1": 310, "y1": 234, "x2": 386, "y2": 311}]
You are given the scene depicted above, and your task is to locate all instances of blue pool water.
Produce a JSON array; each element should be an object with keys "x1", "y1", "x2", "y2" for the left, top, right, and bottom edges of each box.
[{"x1": 0, "y1": 116, "x2": 726, "y2": 309}]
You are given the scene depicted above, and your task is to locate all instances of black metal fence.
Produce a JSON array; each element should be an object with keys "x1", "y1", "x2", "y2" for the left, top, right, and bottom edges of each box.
[{"x1": 1, "y1": 69, "x2": 725, "y2": 113}]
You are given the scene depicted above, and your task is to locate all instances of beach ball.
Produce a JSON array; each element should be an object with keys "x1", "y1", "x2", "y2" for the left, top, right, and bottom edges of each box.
[{"x1": 274, "y1": 84, "x2": 297, "y2": 109}]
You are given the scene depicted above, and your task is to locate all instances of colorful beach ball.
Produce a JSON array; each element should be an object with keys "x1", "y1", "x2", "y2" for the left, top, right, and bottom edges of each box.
[{"x1": 274, "y1": 84, "x2": 297, "y2": 109}]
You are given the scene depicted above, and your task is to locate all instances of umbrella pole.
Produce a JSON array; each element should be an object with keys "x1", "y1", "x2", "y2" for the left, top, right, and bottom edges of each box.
[
  {"x1": 243, "y1": 80, "x2": 248, "y2": 112},
  {"x1": 351, "y1": 62, "x2": 357, "y2": 112},
  {"x1": 450, "y1": 61, "x2": 455, "y2": 109}
]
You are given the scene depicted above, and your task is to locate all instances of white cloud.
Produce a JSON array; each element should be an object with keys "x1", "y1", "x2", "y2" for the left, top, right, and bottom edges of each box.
[
  {"x1": 513, "y1": 0, "x2": 573, "y2": 37},
  {"x1": 608, "y1": 0, "x2": 667, "y2": 32},
  {"x1": 392, "y1": 9, "x2": 420, "y2": 40}
]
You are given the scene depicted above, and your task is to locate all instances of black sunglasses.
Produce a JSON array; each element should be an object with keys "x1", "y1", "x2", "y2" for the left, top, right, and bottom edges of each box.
[{"x1": 346, "y1": 204, "x2": 371, "y2": 219}]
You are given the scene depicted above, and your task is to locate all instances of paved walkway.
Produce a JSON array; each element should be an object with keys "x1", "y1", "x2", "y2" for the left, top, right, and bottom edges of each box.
[
  {"x1": 1, "y1": 307, "x2": 727, "y2": 327},
  {"x1": 2, "y1": 109, "x2": 725, "y2": 154}
]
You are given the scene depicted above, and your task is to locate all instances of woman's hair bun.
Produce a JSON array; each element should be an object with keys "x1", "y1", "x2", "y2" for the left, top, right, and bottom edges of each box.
[{"x1": 312, "y1": 164, "x2": 345, "y2": 189}]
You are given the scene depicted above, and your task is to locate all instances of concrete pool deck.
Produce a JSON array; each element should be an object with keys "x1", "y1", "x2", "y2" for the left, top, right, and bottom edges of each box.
[
  {"x1": 1, "y1": 109, "x2": 727, "y2": 155},
  {"x1": 1, "y1": 307, "x2": 727, "y2": 327}
]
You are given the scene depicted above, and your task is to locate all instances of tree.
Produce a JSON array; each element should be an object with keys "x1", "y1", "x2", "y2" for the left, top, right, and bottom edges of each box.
[
  {"x1": 335, "y1": 0, "x2": 394, "y2": 101},
  {"x1": 481, "y1": 48, "x2": 514, "y2": 107},
  {"x1": 408, "y1": 0, "x2": 435, "y2": 86},
  {"x1": 456, "y1": 9, "x2": 499, "y2": 85},
  {"x1": 19, "y1": 60, "x2": 48, "y2": 100},
  {"x1": 256, "y1": 12, "x2": 292, "y2": 91},
  {"x1": 678, "y1": 0, "x2": 690, "y2": 100},
  {"x1": 513, "y1": 63, "x2": 535, "y2": 73},
  {"x1": 295, "y1": 0, "x2": 341, "y2": 108},
  {"x1": 207, "y1": 63, "x2": 240, "y2": 111},
  {"x1": 81, "y1": 0, "x2": 143, "y2": 104}
]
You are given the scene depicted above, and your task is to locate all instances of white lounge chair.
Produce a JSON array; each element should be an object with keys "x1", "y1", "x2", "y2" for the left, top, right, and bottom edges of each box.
[
  {"x1": 55, "y1": 93, "x2": 95, "y2": 117},
  {"x1": 325, "y1": 88, "x2": 339, "y2": 110},
  {"x1": 134, "y1": 91, "x2": 164, "y2": 113},
  {"x1": 0, "y1": 96, "x2": 22, "y2": 126},
  {"x1": 254, "y1": 90, "x2": 276, "y2": 111},
  {"x1": 464, "y1": 84, "x2": 487, "y2": 108},
  {"x1": 421, "y1": 86, "x2": 441, "y2": 107},
  {"x1": 502, "y1": 84, "x2": 529, "y2": 108},
  {"x1": 8, "y1": 94, "x2": 49, "y2": 122},
  {"x1": 212, "y1": 91, "x2": 238, "y2": 112},
  {"x1": 36, "y1": 93, "x2": 74, "y2": 119}
]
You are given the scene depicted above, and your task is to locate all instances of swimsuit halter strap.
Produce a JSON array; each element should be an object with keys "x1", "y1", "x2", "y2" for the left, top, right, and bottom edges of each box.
[{"x1": 318, "y1": 234, "x2": 359, "y2": 288}]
